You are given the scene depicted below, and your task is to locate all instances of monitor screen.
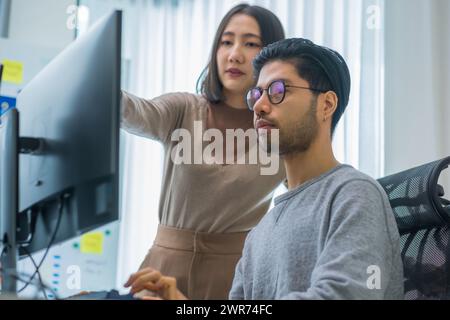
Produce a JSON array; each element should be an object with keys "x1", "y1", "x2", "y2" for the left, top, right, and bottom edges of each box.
[
  {"x1": 0, "y1": 107, "x2": 19, "y2": 292},
  {"x1": 15, "y1": 10, "x2": 122, "y2": 254}
]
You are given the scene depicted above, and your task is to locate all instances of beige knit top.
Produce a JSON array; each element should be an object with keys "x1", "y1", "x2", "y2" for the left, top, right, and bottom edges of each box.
[{"x1": 121, "y1": 91, "x2": 285, "y2": 233}]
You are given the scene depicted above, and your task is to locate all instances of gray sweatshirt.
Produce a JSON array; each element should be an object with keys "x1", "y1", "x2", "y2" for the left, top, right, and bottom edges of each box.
[{"x1": 229, "y1": 164, "x2": 404, "y2": 300}]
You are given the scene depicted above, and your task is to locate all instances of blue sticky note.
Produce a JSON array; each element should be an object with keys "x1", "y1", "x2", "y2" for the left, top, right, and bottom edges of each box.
[{"x1": 0, "y1": 95, "x2": 16, "y2": 116}]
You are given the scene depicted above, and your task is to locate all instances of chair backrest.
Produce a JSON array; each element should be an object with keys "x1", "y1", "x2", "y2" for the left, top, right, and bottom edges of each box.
[{"x1": 377, "y1": 157, "x2": 450, "y2": 299}]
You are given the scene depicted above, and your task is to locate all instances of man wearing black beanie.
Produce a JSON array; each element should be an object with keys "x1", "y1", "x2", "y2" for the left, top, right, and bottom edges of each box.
[{"x1": 227, "y1": 38, "x2": 404, "y2": 299}]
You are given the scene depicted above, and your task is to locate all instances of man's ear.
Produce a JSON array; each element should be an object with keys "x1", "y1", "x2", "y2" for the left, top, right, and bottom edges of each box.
[{"x1": 321, "y1": 91, "x2": 338, "y2": 122}]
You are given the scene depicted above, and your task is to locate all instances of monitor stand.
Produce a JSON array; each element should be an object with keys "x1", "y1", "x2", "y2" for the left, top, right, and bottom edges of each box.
[{"x1": 1, "y1": 107, "x2": 53, "y2": 297}]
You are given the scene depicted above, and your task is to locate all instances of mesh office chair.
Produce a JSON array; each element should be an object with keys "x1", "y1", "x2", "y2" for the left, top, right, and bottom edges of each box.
[{"x1": 377, "y1": 156, "x2": 450, "y2": 299}]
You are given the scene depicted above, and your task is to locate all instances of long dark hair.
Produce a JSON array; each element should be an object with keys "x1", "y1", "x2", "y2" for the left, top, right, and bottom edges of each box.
[{"x1": 196, "y1": 4, "x2": 285, "y2": 104}]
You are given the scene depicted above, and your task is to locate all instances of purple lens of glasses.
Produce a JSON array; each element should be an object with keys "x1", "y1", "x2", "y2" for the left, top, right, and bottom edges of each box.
[
  {"x1": 247, "y1": 88, "x2": 261, "y2": 109},
  {"x1": 269, "y1": 81, "x2": 285, "y2": 102},
  {"x1": 252, "y1": 88, "x2": 262, "y2": 100}
]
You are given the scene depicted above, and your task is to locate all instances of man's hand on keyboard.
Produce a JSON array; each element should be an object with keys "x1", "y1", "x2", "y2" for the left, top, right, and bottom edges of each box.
[{"x1": 124, "y1": 267, "x2": 187, "y2": 300}]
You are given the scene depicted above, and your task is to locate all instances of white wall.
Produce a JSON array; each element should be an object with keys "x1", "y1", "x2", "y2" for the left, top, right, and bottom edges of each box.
[
  {"x1": 8, "y1": 0, "x2": 75, "y2": 48},
  {"x1": 434, "y1": 0, "x2": 450, "y2": 192},
  {"x1": 385, "y1": 0, "x2": 450, "y2": 192}
]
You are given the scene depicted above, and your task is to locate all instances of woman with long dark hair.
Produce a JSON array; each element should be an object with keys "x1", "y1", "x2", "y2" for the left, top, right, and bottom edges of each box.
[{"x1": 121, "y1": 4, "x2": 285, "y2": 299}]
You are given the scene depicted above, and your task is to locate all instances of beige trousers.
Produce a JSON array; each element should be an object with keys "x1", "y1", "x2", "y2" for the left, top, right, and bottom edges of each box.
[{"x1": 139, "y1": 224, "x2": 248, "y2": 300}]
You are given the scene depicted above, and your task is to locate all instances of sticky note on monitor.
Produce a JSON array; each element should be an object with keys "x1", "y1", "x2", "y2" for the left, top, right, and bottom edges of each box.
[
  {"x1": 80, "y1": 232, "x2": 104, "y2": 255},
  {"x1": 2, "y1": 59, "x2": 24, "y2": 84}
]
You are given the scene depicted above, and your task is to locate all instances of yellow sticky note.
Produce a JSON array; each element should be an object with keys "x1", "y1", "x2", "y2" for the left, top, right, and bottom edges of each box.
[
  {"x1": 2, "y1": 59, "x2": 24, "y2": 84},
  {"x1": 80, "y1": 232, "x2": 104, "y2": 255}
]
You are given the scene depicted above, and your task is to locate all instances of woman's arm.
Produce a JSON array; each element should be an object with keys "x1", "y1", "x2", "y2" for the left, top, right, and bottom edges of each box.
[{"x1": 121, "y1": 91, "x2": 189, "y2": 143}]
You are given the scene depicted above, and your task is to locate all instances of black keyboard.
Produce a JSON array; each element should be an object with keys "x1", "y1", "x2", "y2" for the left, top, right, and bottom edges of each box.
[{"x1": 67, "y1": 290, "x2": 137, "y2": 300}]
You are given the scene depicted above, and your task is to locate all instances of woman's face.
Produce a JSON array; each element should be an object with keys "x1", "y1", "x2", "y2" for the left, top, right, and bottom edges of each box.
[{"x1": 216, "y1": 14, "x2": 262, "y2": 102}]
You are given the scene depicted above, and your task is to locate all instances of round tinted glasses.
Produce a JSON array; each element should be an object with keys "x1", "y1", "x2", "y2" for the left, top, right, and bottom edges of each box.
[{"x1": 246, "y1": 79, "x2": 325, "y2": 111}]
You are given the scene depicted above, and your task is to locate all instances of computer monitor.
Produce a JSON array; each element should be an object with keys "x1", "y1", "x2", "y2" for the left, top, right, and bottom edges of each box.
[
  {"x1": 0, "y1": 63, "x2": 3, "y2": 87},
  {"x1": 14, "y1": 10, "x2": 121, "y2": 256},
  {"x1": 0, "y1": 104, "x2": 19, "y2": 293},
  {"x1": 1, "y1": 56, "x2": 20, "y2": 294},
  {"x1": 0, "y1": 10, "x2": 122, "y2": 297},
  {"x1": 0, "y1": 63, "x2": 3, "y2": 100}
]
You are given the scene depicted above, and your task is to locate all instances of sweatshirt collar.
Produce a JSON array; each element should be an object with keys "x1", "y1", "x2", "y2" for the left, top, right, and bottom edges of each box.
[{"x1": 274, "y1": 164, "x2": 352, "y2": 205}]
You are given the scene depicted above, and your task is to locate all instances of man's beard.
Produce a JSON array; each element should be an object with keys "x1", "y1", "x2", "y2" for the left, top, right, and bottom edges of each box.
[
  {"x1": 278, "y1": 96, "x2": 319, "y2": 156},
  {"x1": 257, "y1": 96, "x2": 319, "y2": 156}
]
